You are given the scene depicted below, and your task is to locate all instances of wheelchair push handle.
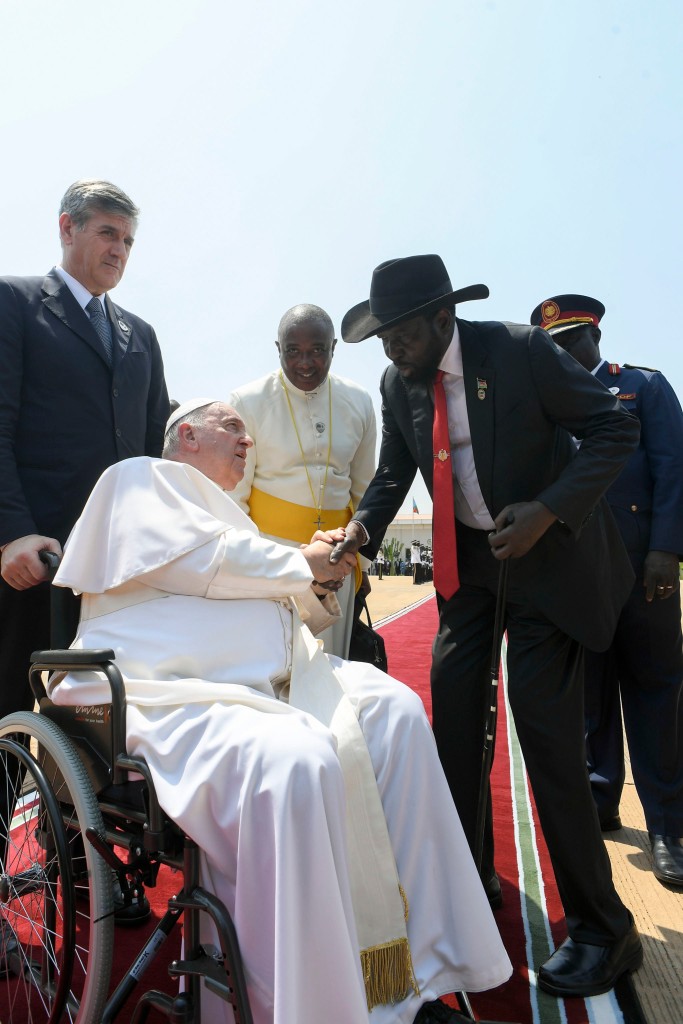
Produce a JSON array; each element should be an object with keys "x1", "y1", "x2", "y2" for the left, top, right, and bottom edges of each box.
[
  {"x1": 38, "y1": 548, "x2": 80, "y2": 654},
  {"x1": 39, "y1": 548, "x2": 61, "y2": 580}
]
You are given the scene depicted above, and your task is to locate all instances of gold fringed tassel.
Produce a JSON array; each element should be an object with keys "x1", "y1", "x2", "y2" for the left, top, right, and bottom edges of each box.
[{"x1": 360, "y1": 937, "x2": 420, "y2": 1010}]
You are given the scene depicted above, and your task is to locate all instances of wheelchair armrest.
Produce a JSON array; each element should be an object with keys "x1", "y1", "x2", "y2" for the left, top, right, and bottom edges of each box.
[
  {"x1": 29, "y1": 650, "x2": 129, "y2": 786},
  {"x1": 30, "y1": 648, "x2": 116, "y2": 666}
]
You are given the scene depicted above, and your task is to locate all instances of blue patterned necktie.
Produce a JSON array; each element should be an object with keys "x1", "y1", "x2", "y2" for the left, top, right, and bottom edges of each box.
[{"x1": 85, "y1": 296, "x2": 113, "y2": 363}]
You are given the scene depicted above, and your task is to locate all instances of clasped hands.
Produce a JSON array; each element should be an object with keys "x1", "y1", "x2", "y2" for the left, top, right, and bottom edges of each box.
[{"x1": 302, "y1": 528, "x2": 357, "y2": 593}]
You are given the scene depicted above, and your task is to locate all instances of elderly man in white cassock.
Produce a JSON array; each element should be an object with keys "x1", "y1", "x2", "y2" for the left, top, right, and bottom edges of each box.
[{"x1": 48, "y1": 398, "x2": 511, "y2": 1024}]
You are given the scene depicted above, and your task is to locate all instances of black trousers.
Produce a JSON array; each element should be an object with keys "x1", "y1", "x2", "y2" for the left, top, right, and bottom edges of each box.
[
  {"x1": 0, "y1": 580, "x2": 52, "y2": 721},
  {"x1": 430, "y1": 523, "x2": 630, "y2": 945},
  {"x1": 586, "y1": 565, "x2": 683, "y2": 836},
  {"x1": 0, "y1": 578, "x2": 80, "y2": 850}
]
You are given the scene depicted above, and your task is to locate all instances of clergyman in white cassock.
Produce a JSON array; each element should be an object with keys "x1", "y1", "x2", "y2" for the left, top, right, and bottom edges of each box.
[
  {"x1": 49, "y1": 448, "x2": 510, "y2": 1023},
  {"x1": 228, "y1": 304, "x2": 377, "y2": 658}
]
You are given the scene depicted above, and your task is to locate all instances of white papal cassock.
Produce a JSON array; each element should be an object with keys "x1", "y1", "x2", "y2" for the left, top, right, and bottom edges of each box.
[
  {"x1": 229, "y1": 371, "x2": 377, "y2": 657},
  {"x1": 50, "y1": 458, "x2": 510, "y2": 1024}
]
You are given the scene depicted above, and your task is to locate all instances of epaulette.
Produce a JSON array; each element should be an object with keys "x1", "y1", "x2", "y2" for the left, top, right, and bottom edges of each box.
[
  {"x1": 623, "y1": 363, "x2": 659, "y2": 373},
  {"x1": 607, "y1": 363, "x2": 620, "y2": 375}
]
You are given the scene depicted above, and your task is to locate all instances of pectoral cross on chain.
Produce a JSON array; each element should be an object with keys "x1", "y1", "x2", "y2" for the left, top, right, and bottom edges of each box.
[{"x1": 314, "y1": 510, "x2": 325, "y2": 529}]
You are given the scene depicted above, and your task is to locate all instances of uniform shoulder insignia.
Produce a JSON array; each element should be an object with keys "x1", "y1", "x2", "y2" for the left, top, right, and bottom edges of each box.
[
  {"x1": 623, "y1": 363, "x2": 658, "y2": 373},
  {"x1": 607, "y1": 363, "x2": 620, "y2": 375}
]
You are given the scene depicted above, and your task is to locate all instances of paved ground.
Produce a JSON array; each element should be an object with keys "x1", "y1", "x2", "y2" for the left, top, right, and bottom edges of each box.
[
  {"x1": 605, "y1": 735, "x2": 682, "y2": 1023},
  {"x1": 365, "y1": 573, "x2": 435, "y2": 623},
  {"x1": 366, "y1": 576, "x2": 683, "y2": 1024}
]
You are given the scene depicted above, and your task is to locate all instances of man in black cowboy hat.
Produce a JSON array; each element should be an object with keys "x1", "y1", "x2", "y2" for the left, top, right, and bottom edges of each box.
[
  {"x1": 531, "y1": 293, "x2": 683, "y2": 888},
  {"x1": 331, "y1": 255, "x2": 643, "y2": 1002}
]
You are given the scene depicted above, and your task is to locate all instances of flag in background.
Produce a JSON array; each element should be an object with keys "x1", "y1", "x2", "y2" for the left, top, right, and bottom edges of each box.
[{"x1": 412, "y1": 497, "x2": 419, "y2": 514}]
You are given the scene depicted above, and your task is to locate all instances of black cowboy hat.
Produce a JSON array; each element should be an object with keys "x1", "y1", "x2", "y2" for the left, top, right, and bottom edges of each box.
[{"x1": 341, "y1": 255, "x2": 489, "y2": 344}]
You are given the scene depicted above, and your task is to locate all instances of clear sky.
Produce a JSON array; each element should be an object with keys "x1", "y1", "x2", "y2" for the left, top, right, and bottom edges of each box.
[{"x1": 2, "y1": 0, "x2": 681, "y2": 513}]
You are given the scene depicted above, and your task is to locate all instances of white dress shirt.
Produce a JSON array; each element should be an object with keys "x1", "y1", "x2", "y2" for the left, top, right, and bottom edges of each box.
[
  {"x1": 438, "y1": 326, "x2": 495, "y2": 530},
  {"x1": 54, "y1": 264, "x2": 107, "y2": 314}
]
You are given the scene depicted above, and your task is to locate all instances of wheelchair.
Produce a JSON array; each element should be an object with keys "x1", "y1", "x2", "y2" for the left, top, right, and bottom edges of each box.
[{"x1": 0, "y1": 554, "x2": 254, "y2": 1024}]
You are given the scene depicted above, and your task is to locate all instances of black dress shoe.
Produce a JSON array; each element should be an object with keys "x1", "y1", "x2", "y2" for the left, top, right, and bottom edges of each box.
[
  {"x1": 75, "y1": 880, "x2": 151, "y2": 926},
  {"x1": 113, "y1": 889, "x2": 152, "y2": 925},
  {"x1": 538, "y1": 922, "x2": 642, "y2": 997},
  {"x1": 413, "y1": 998, "x2": 513, "y2": 1023},
  {"x1": 650, "y1": 834, "x2": 683, "y2": 887},
  {"x1": 599, "y1": 814, "x2": 622, "y2": 832},
  {"x1": 412, "y1": 999, "x2": 473, "y2": 1023},
  {"x1": 484, "y1": 873, "x2": 503, "y2": 910}
]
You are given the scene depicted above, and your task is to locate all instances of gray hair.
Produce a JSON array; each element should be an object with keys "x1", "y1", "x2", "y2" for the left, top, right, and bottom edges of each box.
[
  {"x1": 162, "y1": 404, "x2": 216, "y2": 458},
  {"x1": 59, "y1": 179, "x2": 140, "y2": 230},
  {"x1": 277, "y1": 304, "x2": 335, "y2": 344}
]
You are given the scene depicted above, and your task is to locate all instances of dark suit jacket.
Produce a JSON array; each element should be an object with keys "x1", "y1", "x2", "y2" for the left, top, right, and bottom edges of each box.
[
  {"x1": 0, "y1": 270, "x2": 169, "y2": 546},
  {"x1": 594, "y1": 361, "x2": 683, "y2": 565},
  {"x1": 354, "y1": 319, "x2": 640, "y2": 652}
]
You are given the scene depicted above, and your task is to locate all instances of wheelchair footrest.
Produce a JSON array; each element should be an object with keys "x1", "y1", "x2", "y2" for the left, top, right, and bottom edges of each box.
[
  {"x1": 130, "y1": 989, "x2": 193, "y2": 1024},
  {"x1": 170, "y1": 951, "x2": 234, "y2": 1001}
]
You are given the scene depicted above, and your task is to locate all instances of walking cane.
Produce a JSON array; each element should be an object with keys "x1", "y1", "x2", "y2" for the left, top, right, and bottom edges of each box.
[
  {"x1": 454, "y1": 516, "x2": 520, "y2": 1024},
  {"x1": 473, "y1": 547, "x2": 510, "y2": 875}
]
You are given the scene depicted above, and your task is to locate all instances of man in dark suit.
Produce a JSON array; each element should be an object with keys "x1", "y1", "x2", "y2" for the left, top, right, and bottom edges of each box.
[
  {"x1": 0, "y1": 179, "x2": 169, "y2": 922},
  {"x1": 531, "y1": 294, "x2": 683, "y2": 887},
  {"x1": 331, "y1": 255, "x2": 642, "y2": 1004}
]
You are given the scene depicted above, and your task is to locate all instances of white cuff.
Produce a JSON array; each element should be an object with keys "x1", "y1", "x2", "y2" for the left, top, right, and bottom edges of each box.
[{"x1": 350, "y1": 519, "x2": 370, "y2": 546}]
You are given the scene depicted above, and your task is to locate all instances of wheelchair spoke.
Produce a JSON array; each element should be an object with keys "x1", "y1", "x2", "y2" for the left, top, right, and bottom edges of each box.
[
  {"x1": 1, "y1": 762, "x2": 68, "y2": 1021},
  {"x1": 1, "y1": 714, "x2": 114, "y2": 1023}
]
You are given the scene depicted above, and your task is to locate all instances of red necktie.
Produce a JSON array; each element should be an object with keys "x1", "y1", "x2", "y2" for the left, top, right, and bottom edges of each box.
[{"x1": 432, "y1": 370, "x2": 459, "y2": 600}]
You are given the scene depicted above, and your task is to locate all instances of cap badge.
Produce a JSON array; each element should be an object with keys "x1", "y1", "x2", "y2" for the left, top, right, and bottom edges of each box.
[{"x1": 542, "y1": 300, "x2": 560, "y2": 325}]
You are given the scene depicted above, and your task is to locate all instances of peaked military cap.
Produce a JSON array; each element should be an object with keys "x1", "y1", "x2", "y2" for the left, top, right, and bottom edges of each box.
[{"x1": 530, "y1": 294, "x2": 605, "y2": 336}]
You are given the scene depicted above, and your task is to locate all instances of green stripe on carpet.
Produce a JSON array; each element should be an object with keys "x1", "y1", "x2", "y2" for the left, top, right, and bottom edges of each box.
[{"x1": 502, "y1": 640, "x2": 565, "y2": 1024}]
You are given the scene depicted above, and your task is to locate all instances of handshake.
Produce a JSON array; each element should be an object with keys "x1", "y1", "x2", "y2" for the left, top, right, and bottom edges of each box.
[{"x1": 301, "y1": 523, "x2": 366, "y2": 592}]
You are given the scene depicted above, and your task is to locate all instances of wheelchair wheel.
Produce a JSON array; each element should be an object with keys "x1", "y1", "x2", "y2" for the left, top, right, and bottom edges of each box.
[{"x1": 1, "y1": 712, "x2": 114, "y2": 1023}]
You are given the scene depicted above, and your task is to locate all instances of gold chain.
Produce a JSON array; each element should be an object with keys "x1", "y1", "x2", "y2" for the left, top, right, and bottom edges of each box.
[{"x1": 279, "y1": 371, "x2": 333, "y2": 528}]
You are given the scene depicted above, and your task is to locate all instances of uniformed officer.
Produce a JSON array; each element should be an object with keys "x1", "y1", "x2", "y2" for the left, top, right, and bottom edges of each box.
[{"x1": 531, "y1": 293, "x2": 683, "y2": 887}]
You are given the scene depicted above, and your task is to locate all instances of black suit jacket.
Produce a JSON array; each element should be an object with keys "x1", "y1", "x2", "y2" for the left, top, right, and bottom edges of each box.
[
  {"x1": 355, "y1": 320, "x2": 640, "y2": 651},
  {"x1": 0, "y1": 269, "x2": 169, "y2": 546}
]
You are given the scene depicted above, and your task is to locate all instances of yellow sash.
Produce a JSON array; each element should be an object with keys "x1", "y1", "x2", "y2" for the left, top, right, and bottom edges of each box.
[
  {"x1": 249, "y1": 487, "x2": 351, "y2": 543},
  {"x1": 249, "y1": 487, "x2": 362, "y2": 592}
]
